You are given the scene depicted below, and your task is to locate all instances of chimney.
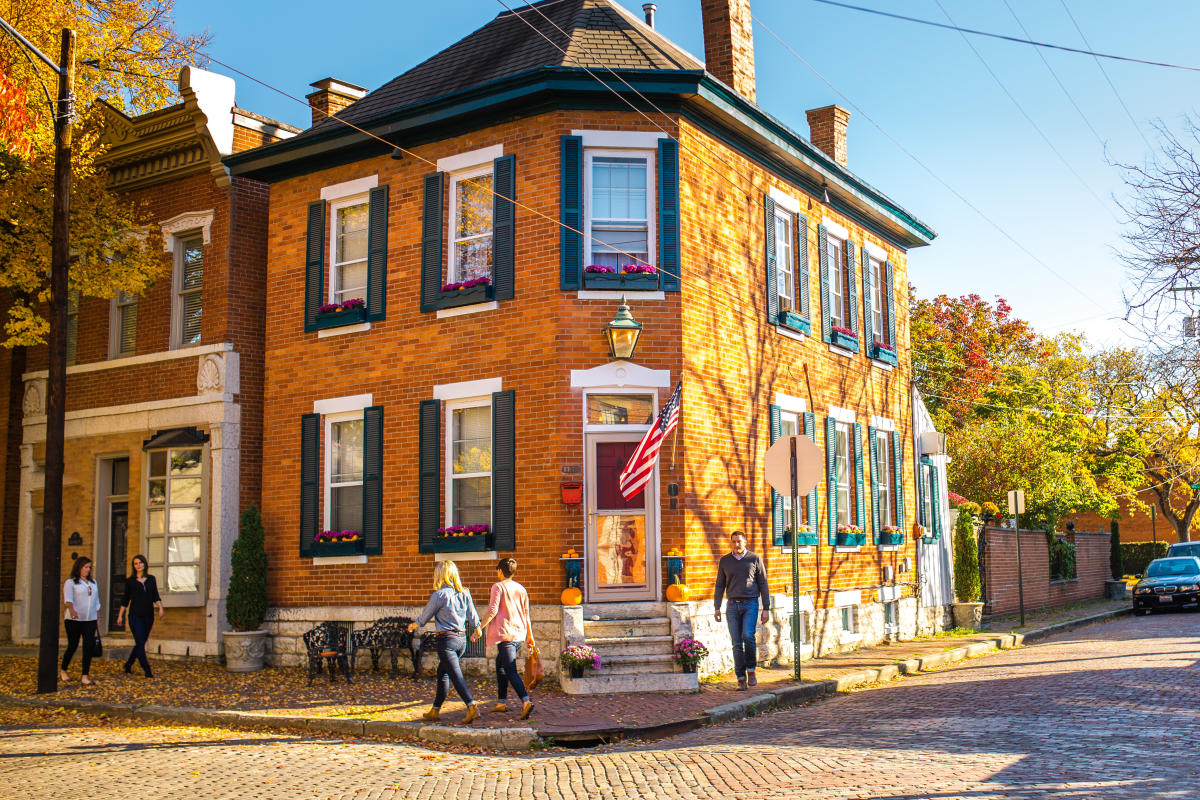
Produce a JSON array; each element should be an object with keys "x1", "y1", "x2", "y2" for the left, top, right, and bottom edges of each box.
[
  {"x1": 305, "y1": 77, "x2": 367, "y2": 128},
  {"x1": 700, "y1": 0, "x2": 756, "y2": 102},
  {"x1": 806, "y1": 104, "x2": 850, "y2": 166},
  {"x1": 642, "y1": 3, "x2": 656, "y2": 28}
]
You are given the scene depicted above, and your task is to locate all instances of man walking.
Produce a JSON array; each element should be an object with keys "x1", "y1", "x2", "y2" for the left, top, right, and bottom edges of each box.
[{"x1": 714, "y1": 530, "x2": 770, "y2": 690}]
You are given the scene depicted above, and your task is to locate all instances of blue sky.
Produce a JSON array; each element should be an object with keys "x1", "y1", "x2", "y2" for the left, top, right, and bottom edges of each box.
[{"x1": 171, "y1": 0, "x2": 1200, "y2": 346}]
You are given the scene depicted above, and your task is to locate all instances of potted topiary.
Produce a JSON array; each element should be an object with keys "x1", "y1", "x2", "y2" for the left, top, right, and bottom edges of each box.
[
  {"x1": 224, "y1": 505, "x2": 269, "y2": 672},
  {"x1": 951, "y1": 508, "x2": 984, "y2": 629}
]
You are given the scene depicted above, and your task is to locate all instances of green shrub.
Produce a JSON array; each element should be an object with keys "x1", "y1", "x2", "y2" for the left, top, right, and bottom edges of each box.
[
  {"x1": 226, "y1": 505, "x2": 268, "y2": 632},
  {"x1": 1048, "y1": 535, "x2": 1077, "y2": 581},
  {"x1": 953, "y1": 510, "x2": 981, "y2": 602},
  {"x1": 1109, "y1": 523, "x2": 1123, "y2": 580},
  {"x1": 1120, "y1": 541, "x2": 1169, "y2": 575}
]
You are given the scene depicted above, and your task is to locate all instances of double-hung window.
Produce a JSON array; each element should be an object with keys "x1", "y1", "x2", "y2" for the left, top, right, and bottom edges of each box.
[
  {"x1": 326, "y1": 414, "x2": 364, "y2": 533},
  {"x1": 330, "y1": 198, "x2": 369, "y2": 306},
  {"x1": 449, "y1": 167, "x2": 494, "y2": 283},
  {"x1": 586, "y1": 150, "x2": 653, "y2": 269},
  {"x1": 175, "y1": 236, "x2": 203, "y2": 346},
  {"x1": 868, "y1": 255, "x2": 886, "y2": 345},
  {"x1": 774, "y1": 209, "x2": 795, "y2": 313},
  {"x1": 875, "y1": 429, "x2": 894, "y2": 528},
  {"x1": 111, "y1": 291, "x2": 137, "y2": 358},
  {"x1": 834, "y1": 421, "x2": 855, "y2": 527},
  {"x1": 826, "y1": 234, "x2": 848, "y2": 330},
  {"x1": 145, "y1": 447, "x2": 204, "y2": 597},
  {"x1": 447, "y1": 400, "x2": 492, "y2": 527}
]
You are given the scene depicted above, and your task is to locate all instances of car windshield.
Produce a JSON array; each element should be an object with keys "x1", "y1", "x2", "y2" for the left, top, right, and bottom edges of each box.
[
  {"x1": 1145, "y1": 558, "x2": 1199, "y2": 578},
  {"x1": 1168, "y1": 543, "x2": 1200, "y2": 559}
]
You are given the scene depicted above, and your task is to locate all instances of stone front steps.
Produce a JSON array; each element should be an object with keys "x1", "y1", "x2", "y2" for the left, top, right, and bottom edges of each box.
[{"x1": 561, "y1": 603, "x2": 699, "y2": 694}]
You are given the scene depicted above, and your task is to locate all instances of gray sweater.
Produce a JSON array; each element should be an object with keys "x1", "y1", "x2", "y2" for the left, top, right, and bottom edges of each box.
[{"x1": 714, "y1": 551, "x2": 770, "y2": 607}]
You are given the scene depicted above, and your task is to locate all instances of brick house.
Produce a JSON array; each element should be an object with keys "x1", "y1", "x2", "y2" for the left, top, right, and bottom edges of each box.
[
  {"x1": 227, "y1": 0, "x2": 940, "y2": 689},
  {"x1": 1, "y1": 67, "x2": 297, "y2": 655}
]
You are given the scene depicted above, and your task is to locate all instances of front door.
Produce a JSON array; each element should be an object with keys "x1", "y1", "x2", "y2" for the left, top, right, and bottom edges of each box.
[
  {"x1": 107, "y1": 503, "x2": 128, "y2": 631},
  {"x1": 585, "y1": 436, "x2": 659, "y2": 602}
]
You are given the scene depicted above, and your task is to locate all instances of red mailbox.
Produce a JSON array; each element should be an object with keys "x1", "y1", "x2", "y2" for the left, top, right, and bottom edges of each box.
[{"x1": 560, "y1": 481, "x2": 583, "y2": 505}]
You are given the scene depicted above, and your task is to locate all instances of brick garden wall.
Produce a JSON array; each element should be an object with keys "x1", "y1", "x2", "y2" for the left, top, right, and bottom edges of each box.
[{"x1": 981, "y1": 527, "x2": 1111, "y2": 616}]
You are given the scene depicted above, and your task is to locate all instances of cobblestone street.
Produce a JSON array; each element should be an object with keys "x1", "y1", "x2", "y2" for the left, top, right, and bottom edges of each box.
[{"x1": 3, "y1": 612, "x2": 1197, "y2": 800}]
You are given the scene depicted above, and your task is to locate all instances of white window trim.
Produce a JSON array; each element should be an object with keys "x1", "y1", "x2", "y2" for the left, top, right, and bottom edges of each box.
[
  {"x1": 827, "y1": 406, "x2": 856, "y2": 424},
  {"x1": 142, "y1": 444, "x2": 209, "y2": 607},
  {"x1": 437, "y1": 145, "x2": 503, "y2": 174},
  {"x1": 779, "y1": 546, "x2": 814, "y2": 555},
  {"x1": 865, "y1": 251, "x2": 887, "y2": 344},
  {"x1": 824, "y1": 230, "x2": 848, "y2": 330},
  {"x1": 160, "y1": 210, "x2": 213, "y2": 252},
  {"x1": 444, "y1": 396, "x2": 493, "y2": 529},
  {"x1": 572, "y1": 130, "x2": 666, "y2": 150},
  {"x1": 570, "y1": 360, "x2": 670, "y2": 390},
  {"x1": 317, "y1": 322, "x2": 371, "y2": 339},
  {"x1": 834, "y1": 589, "x2": 861, "y2": 607},
  {"x1": 434, "y1": 378, "x2": 501, "y2": 402},
  {"x1": 870, "y1": 415, "x2": 895, "y2": 432},
  {"x1": 582, "y1": 387, "x2": 659, "y2": 435},
  {"x1": 313, "y1": 393, "x2": 373, "y2": 416},
  {"x1": 775, "y1": 393, "x2": 807, "y2": 415},
  {"x1": 583, "y1": 146, "x2": 656, "y2": 269},
  {"x1": 447, "y1": 163, "x2": 495, "y2": 283},
  {"x1": 323, "y1": 411, "x2": 364, "y2": 532},
  {"x1": 320, "y1": 175, "x2": 378, "y2": 202},
  {"x1": 776, "y1": 324, "x2": 807, "y2": 342},
  {"x1": 577, "y1": 290, "x2": 665, "y2": 301},
  {"x1": 863, "y1": 241, "x2": 888, "y2": 262},
  {"x1": 168, "y1": 232, "x2": 205, "y2": 350},
  {"x1": 108, "y1": 293, "x2": 137, "y2": 359},
  {"x1": 774, "y1": 206, "x2": 795, "y2": 312},
  {"x1": 821, "y1": 217, "x2": 850, "y2": 241},
  {"x1": 769, "y1": 186, "x2": 802, "y2": 215},
  {"x1": 879, "y1": 545, "x2": 902, "y2": 552},
  {"x1": 328, "y1": 194, "x2": 370, "y2": 305}
]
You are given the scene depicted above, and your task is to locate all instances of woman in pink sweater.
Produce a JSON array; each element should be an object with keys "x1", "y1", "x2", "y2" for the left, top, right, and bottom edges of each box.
[{"x1": 473, "y1": 558, "x2": 535, "y2": 719}]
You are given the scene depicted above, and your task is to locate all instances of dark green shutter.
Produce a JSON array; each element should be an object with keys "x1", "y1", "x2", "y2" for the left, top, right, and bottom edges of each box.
[
  {"x1": 892, "y1": 430, "x2": 905, "y2": 530},
  {"x1": 492, "y1": 155, "x2": 516, "y2": 301},
  {"x1": 861, "y1": 247, "x2": 873, "y2": 347},
  {"x1": 846, "y1": 241, "x2": 859, "y2": 340},
  {"x1": 853, "y1": 422, "x2": 865, "y2": 531},
  {"x1": 796, "y1": 214, "x2": 811, "y2": 321},
  {"x1": 869, "y1": 426, "x2": 880, "y2": 544},
  {"x1": 300, "y1": 413, "x2": 320, "y2": 556},
  {"x1": 418, "y1": 400, "x2": 441, "y2": 553},
  {"x1": 560, "y1": 135, "x2": 583, "y2": 290},
  {"x1": 930, "y1": 466, "x2": 942, "y2": 537},
  {"x1": 420, "y1": 172, "x2": 444, "y2": 313},
  {"x1": 491, "y1": 390, "x2": 516, "y2": 551},
  {"x1": 885, "y1": 260, "x2": 896, "y2": 348},
  {"x1": 765, "y1": 197, "x2": 779, "y2": 326},
  {"x1": 657, "y1": 138, "x2": 681, "y2": 292},
  {"x1": 303, "y1": 201, "x2": 325, "y2": 332},
  {"x1": 769, "y1": 403, "x2": 783, "y2": 546},
  {"x1": 825, "y1": 415, "x2": 837, "y2": 544},
  {"x1": 804, "y1": 412, "x2": 819, "y2": 533},
  {"x1": 366, "y1": 186, "x2": 389, "y2": 322},
  {"x1": 818, "y1": 225, "x2": 831, "y2": 343},
  {"x1": 919, "y1": 460, "x2": 930, "y2": 530},
  {"x1": 362, "y1": 405, "x2": 384, "y2": 555}
]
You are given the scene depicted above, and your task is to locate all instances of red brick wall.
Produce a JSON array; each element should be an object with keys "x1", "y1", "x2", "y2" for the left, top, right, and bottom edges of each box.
[
  {"x1": 981, "y1": 527, "x2": 1111, "y2": 616},
  {"x1": 1070, "y1": 490, "x2": 1196, "y2": 545}
]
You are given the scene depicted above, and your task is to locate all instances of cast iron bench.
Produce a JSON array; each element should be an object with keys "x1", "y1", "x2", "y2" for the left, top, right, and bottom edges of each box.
[
  {"x1": 302, "y1": 621, "x2": 352, "y2": 686},
  {"x1": 349, "y1": 616, "x2": 417, "y2": 677}
]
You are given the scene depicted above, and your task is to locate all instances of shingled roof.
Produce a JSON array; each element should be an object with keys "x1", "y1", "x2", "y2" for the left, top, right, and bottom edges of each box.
[{"x1": 299, "y1": 0, "x2": 703, "y2": 138}]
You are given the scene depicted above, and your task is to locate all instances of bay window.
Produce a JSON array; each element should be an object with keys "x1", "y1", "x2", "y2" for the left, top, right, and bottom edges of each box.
[{"x1": 145, "y1": 447, "x2": 204, "y2": 596}]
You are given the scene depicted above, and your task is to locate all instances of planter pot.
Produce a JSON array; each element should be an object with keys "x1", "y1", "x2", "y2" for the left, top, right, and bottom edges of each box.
[
  {"x1": 313, "y1": 305, "x2": 368, "y2": 330},
  {"x1": 312, "y1": 539, "x2": 363, "y2": 557},
  {"x1": 781, "y1": 530, "x2": 819, "y2": 547},
  {"x1": 433, "y1": 533, "x2": 491, "y2": 553},
  {"x1": 569, "y1": 665, "x2": 584, "y2": 679},
  {"x1": 951, "y1": 602, "x2": 984, "y2": 629},
  {"x1": 1105, "y1": 579, "x2": 1128, "y2": 600},
  {"x1": 830, "y1": 329, "x2": 860, "y2": 352},
  {"x1": 835, "y1": 531, "x2": 867, "y2": 547},
  {"x1": 582, "y1": 271, "x2": 660, "y2": 291},
  {"x1": 680, "y1": 663, "x2": 698, "y2": 674},
  {"x1": 435, "y1": 283, "x2": 494, "y2": 310},
  {"x1": 776, "y1": 310, "x2": 812, "y2": 335},
  {"x1": 870, "y1": 343, "x2": 898, "y2": 365},
  {"x1": 223, "y1": 629, "x2": 267, "y2": 672},
  {"x1": 878, "y1": 530, "x2": 905, "y2": 546}
]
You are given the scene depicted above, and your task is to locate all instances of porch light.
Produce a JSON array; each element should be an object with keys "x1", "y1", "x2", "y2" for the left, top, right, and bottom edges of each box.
[{"x1": 604, "y1": 295, "x2": 642, "y2": 360}]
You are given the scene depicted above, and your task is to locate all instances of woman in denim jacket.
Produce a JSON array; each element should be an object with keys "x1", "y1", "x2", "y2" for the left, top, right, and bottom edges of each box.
[{"x1": 409, "y1": 560, "x2": 482, "y2": 723}]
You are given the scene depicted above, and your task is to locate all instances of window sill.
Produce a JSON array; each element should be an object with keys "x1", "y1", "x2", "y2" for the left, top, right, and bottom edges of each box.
[
  {"x1": 878, "y1": 544, "x2": 902, "y2": 552},
  {"x1": 774, "y1": 324, "x2": 806, "y2": 343},
  {"x1": 578, "y1": 289, "x2": 665, "y2": 301},
  {"x1": 313, "y1": 555, "x2": 368, "y2": 565},
  {"x1": 827, "y1": 343, "x2": 856, "y2": 359},
  {"x1": 870, "y1": 359, "x2": 894, "y2": 372},
  {"x1": 778, "y1": 546, "x2": 814, "y2": 555},
  {"x1": 582, "y1": 272, "x2": 660, "y2": 291},
  {"x1": 437, "y1": 300, "x2": 498, "y2": 319},
  {"x1": 312, "y1": 306, "x2": 368, "y2": 330},
  {"x1": 833, "y1": 546, "x2": 862, "y2": 553},
  {"x1": 839, "y1": 631, "x2": 863, "y2": 644},
  {"x1": 318, "y1": 322, "x2": 371, "y2": 339},
  {"x1": 433, "y1": 284, "x2": 494, "y2": 311},
  {"x1": 435, "y1": 550, "x2": 498, "y2": 562}
]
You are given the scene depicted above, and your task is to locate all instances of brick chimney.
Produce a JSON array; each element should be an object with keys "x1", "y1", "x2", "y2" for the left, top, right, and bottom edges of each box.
[
  {"x1": 806, "y1": 104, "x2": 850, "y2": 166},
  {"x1": 305, "y1": 78, "x2": 367, "y2": 127},
  {"x1": 701, "y1": 0, "x2": 756, "y2": 102}
]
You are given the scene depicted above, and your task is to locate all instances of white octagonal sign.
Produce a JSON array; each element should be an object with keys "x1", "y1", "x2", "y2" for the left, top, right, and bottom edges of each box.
[{"x1": 765, "y1": 435, "x2": 824, "y2": 496}]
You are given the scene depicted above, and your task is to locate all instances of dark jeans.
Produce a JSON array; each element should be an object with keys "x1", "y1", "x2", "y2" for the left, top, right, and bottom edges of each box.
[
  {"x1": 725, "y1": 599, "x2": 759, "y2": 679},
  {"x1": 495, "y1": 641, "x2": 529, "y2": 703},
  {"x1": 61, "y1": 618, "x2": 97, "y2": 676},
  {"x1": 125, "y1": 615, "x2": 154, "y2": 675},
  {"x1": 433, "y1": 633, "x2": 474, "y2": 709}
]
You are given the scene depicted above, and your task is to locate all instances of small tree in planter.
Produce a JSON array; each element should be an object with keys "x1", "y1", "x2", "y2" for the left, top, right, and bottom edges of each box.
[
  {"x1": 951, "y1": 508, "x2": 983, "y2": 629},
  {"x1": 225, "y1": 505, "x2": 269, "y2": 672}
]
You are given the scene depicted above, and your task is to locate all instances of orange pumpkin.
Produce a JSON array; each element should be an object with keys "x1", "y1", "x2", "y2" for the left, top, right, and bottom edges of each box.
[
  {"x1": 665, "y1": 583, "x2": 690, "y2": 603},
  {"x1": 560, "y1": 587, "x2": 583, "y2": 605}
]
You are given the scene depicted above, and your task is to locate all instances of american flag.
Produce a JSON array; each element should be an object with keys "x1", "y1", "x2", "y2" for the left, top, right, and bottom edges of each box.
[{"x1": 619, "y1": 382, "x2": 683, "y2": 499}]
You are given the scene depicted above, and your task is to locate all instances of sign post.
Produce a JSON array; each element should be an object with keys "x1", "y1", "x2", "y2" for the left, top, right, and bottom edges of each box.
[
  {"x1": 765, "y1": 435, "x2": 822, "y2": 681},
  {"x1": 1007, "y1": 489, "x2": 1027, "y2": 627}
]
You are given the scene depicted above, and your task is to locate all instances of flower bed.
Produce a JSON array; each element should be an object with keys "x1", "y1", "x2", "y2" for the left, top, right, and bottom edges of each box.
[{"x1": 582, "y1": 264, "x2": 660, "y2": 291}]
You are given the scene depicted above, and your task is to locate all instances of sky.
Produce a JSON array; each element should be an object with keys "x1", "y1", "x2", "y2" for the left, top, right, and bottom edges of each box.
[{"x1": 170, "y1": 0, "x2": 1200, "y2": 347}]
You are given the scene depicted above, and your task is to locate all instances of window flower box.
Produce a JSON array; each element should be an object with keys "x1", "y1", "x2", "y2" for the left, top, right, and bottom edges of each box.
[
  {"x1": 781, "y1": 527, "x2": 818, "y2": 546},
  {"x1": 835, "y1": 526, "x2": 866, "y2": 547},
  {"x1": 879, "y1": 526, "x2": 905, "y2": 546},
  {"x1": 830, "y1": 326, "x2": 859, "y2": 352},
  {"x1": 776, "y1": 311, "x2": 811, "y2": 335},
  {"x1": 436, "y1": 278, "x2": 494, "y2": 310},
  {"x1": 312, "y1": 530, "x2": 364, "y2": 557},
  {"x1": 314, "y1": 299, "x2": 368, "y2": 330},
  {"x1": 583, "y1": 265, "x2": 660, "y2": 291},
  {"x1": 434, "y1": 524, "x2": 492, "y2": 553},
  {"x1": 871, "y1": 341, "x2": 898, "y2": 365}
]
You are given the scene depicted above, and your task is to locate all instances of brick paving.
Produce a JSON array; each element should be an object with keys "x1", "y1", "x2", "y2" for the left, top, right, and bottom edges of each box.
[{"x1": 2, "y1": 611, "x2": 1197, "y2": 799}]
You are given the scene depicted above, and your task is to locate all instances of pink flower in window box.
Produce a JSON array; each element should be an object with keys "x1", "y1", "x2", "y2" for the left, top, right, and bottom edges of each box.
[{"x1": 831, "y1": 326, "x2": 855, "y2": 338}]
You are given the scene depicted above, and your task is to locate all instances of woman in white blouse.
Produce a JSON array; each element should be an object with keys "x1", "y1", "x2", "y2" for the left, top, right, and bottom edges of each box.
[{"x1": 61, "y1": 556, "x2": 101, "y2": 685}]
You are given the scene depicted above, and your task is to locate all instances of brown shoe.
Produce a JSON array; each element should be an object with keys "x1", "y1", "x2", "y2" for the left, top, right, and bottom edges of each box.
[
  {"x1": 747, "y1": 670, "x2": 758, "y2": 687},
  {"x1": 463, "y1": 704, "x2": 480, "y2": 725},
  {"x1": 520, "y1": 700, "x2": 535, "y2": 720},
  {"x1": 421, "y1": 707, "x2": 440, "y2": 722},
  {"x1": 490, "y1": 702, "x2": 509, "y2": 713},
  {"x1": 737, "y1": 678, "x2": 747, "y2": 691}
]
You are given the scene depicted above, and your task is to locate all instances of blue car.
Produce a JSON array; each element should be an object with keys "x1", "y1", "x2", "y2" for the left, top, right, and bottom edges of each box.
[{"x1": 1133, "y1": 556, "x2": 1200, "y2": 615}]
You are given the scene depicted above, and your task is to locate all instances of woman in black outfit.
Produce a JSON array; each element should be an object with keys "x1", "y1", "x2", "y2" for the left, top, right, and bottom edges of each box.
[{"x1": 115, "y1": 554, "x2": 163, "y2": 677}]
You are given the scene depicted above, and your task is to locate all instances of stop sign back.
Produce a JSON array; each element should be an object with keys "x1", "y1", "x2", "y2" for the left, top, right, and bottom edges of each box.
[{"x1": 764, "y1": 435, "x2": 823, "y2": 496}]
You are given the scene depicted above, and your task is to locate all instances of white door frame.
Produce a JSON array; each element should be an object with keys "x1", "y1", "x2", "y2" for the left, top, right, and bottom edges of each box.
[{"x1": 584, "y1": 431, "x2": 661, "y2": 603}]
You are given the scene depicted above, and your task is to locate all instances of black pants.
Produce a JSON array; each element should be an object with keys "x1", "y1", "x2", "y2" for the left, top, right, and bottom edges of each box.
[
  {"x1": 432, "y1": 633, "x2": 474, "y2": 709},
  {"x1": 125, "y1": 615, "x2": 153, "y2": 675},
  {"x1": 61, "y1": 619, "x2": 97, "y2": 676},
  {"x1": 495, "y1": 641, "x2": 529, "y2": 702}
]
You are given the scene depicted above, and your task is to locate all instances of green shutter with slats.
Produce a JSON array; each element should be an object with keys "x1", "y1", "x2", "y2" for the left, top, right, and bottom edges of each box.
[
  {"x1": 492, "y1": 155, "x2": 516, "y2": 301},
  {"x1": 861, "y1": 247, "x2": 873, "y2": 347},
  {"x1": 420, "y1": 173, "x2": 444, "y2": 313},
  {"x1": 303, "y1": 201, "x2": 325, "y2": 332},
  {"x1": 817, "y1": 225, "x2": 831, "y2": 343},
  {"x1": 491, "y1": 390, "x2": 516, "y2": 551},
  {"x1": 885, "y1": 260, "x2": 896, "y2": 348},
  {"x1": 299, "y1": 413, "x2": 320, "y2": 556},
  {"x1": 560, "y1": 135, "x2": 583, "y2": 290},
  {"x1": 804, "y1": 412, "x2": 819, "y2": 535},
  {"x1": 769, "y1": 403, "x2": 783, "y2": 546},
  {"x1": 846, "y1": 241, "x2": 859, "y2": 341},
  {"x1": 869, "y1": 426, "x2": 880, "y2": 544},
  {"x1": 657, "y1": 138, "x2": 681, "y2": 292},
  {"x1": 418, "y1": 400, "x2": 441, "y2": 553},
  {"x1": 366, "y1": 186, "x2": 389, "y2": 322},
  {"x1": 930, "y1": 466, "x2": 942, "y2": 537},
  {"x1": 919, "y1": 460, "x2": 931, "y2": 531},
  {"x1": 892, "y1": 429, "x2": 905, "y2": 531},
  {"x1": 362, "y1": 405, "x2": 384, "y2": 555},
  {"x1": 853, "y1": 422, "x2": 865, "y2": 535},
  {"x1": 826, "y1": 415, "x2": 837, "y2": 544},
  {"x1": 797, "y1": 214, "x2": 811, "y2": 321},
  {"x1": 765, "y1": 197, "x2": 779, "y2": 326}
]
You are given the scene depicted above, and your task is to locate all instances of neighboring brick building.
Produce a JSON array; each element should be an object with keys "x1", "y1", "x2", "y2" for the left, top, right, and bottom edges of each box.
[
  {"x1": 1, "y1": 67, "x2": 297, "y2": 655},
  {"x1": 229, "y1": 0, "x2": 942, "y2": 689},
  {"x1": 1070, "y1": 486, "x2": 1198, "y2": 545}
]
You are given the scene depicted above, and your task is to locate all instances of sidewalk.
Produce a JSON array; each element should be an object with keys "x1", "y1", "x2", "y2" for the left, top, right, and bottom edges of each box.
[{"x1": 0, "y1": 597, "x2": 1130, "y2": 750}]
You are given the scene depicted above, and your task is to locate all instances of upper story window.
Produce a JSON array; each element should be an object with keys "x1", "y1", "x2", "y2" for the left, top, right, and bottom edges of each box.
[
  {"x1": 110, "y1": 291, "x2": 137, "y2": 358},
  {"x1": 448, "y1": 400, "x2": 492, "y2": 527},
  {"x1": 867, "y1": 254, "x2": 887, "y2": 345},
  {"x1": 175, "y1": 235, "x2": 203, "y2": 347},
  {"x1": 825, "y1": 232, "x2": 849, "y2": 330},
  {"x1": 326, "y1": 413, "x2": 364, "y2": 533},
  {"x1": 145, "y1": 447, "x2": 204, "y2": 595},
  {"x1": 330, "y1": 197, "x2": 368, "y2": 306},
  {"x1": 65, "y1": 288, "x2": 79, "y2": 366},
  {"x1": 586, "y1": 150, "x2": 654, "y2": 269},
  {"x1": 774, "y1": 209, "x2": 795, "y2": 313},
  {"x1": 450, "y1": 167, "x2": 494, "y2": 283}
]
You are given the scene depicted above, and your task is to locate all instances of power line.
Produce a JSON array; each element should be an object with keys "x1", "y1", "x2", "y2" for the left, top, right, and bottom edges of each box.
[
  {"x1": 806, "y1": 0, "x2": 1200, "y2": 73},
  {"x1": 922, "y1": 392, "x2": 1174, "y2": 422}
]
